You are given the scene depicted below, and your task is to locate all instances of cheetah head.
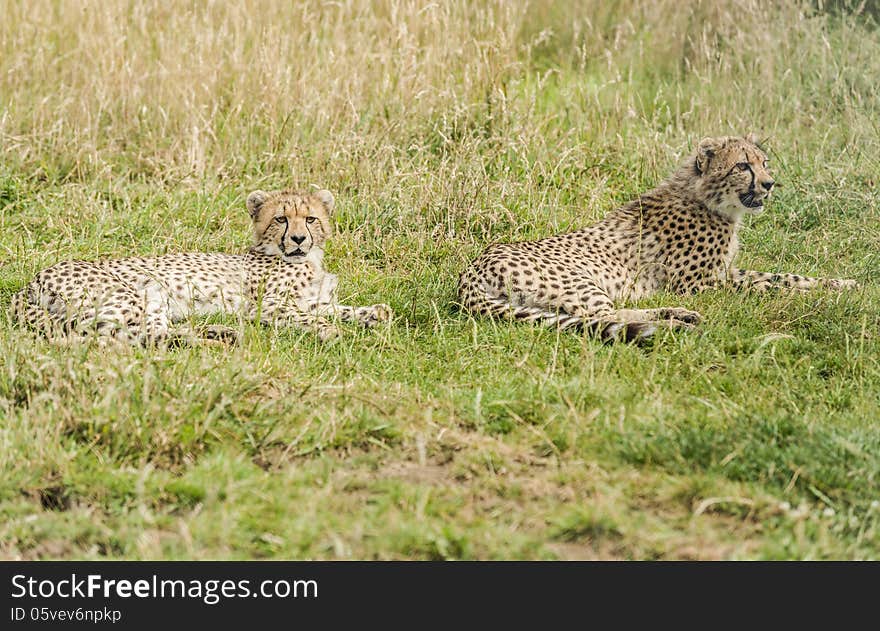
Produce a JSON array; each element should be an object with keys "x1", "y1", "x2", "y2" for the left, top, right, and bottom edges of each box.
[
  {"x1": 693, "y1": 134, "x2": 775, "y2": 218},
  {"x1": 246, "y1": 188, "x2": 335, "y2": 263}
]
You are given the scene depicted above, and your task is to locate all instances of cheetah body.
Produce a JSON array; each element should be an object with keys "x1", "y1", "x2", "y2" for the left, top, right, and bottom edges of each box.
[
  {"x1": 459, "y1": 135, "x2": 856, "y2": 341},
  {"x1": 12, "y1": 189, "x2": 390, "y2": 344}
]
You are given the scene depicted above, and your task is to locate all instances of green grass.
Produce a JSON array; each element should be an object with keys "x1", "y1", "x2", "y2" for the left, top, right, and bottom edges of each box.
[{"x1": 1, "y1": 0, "x2": 879, "y2": 559}]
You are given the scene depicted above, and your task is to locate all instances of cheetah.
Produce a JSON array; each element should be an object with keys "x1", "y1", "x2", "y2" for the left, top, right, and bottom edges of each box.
[
  {"x1": 11, "y1": 188, "x2": 392, "y2": 345},
  {"x1": 458, "y1": 134, "x2": 858, "y2": 342}
]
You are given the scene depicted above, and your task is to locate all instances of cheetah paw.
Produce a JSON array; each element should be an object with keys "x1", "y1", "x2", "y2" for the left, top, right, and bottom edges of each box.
[
  {"x1": 658, "y1": 308, "x2": 703, "y2": 325},
  {"x1": 824, "y1": 278, "x2": 859, "y2": 291},
  {"x1": 199, "y1": 324, "x2": 239, "y2": 344},
  {"x1": 318, "y1": 324, "x2": 342, "y2": 342},
  {"x1": 360, "y1": 304, "x2": 393, "y2": 327},
  {"x1": 629, "y1": 318, "x2": 696, "y2": 345},
  {"x1": 667, "y1": 318, "x2": 698, "y2": 331}
]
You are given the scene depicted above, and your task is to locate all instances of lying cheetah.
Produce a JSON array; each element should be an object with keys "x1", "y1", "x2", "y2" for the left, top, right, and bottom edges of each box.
[
  {"x1": 459, "y1": 134, "x2": 857, "y2": 342},
  {"x1": 11, "y1": 188, "x2": 392, "y2": 344}
]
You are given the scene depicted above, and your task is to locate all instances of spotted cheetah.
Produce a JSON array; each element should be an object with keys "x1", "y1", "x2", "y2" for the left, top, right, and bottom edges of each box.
[
  {"x1": 11, "y1": 188, "x2": 392, "y2": 344},
  {"x1": 458, "y1": 134, "x2": 858, "y2": 342}
]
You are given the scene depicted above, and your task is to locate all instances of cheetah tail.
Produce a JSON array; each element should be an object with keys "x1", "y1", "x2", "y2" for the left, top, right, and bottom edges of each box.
[
  {"x1": 8, "y1": 285, "x2": 52, "y2": 332},
  {"x1": 8, "y1": 288, "x2": 27, "y2": 323},
  {"x1": 461, "y1": 292, "x2": 582, "y2": 329}
]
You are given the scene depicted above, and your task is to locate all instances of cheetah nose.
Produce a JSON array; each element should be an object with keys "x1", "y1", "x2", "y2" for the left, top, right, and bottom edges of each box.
[
  {"x1": 290, "y1": 235, "x2": 306, "y2": 245},
  {"x1": 761, "y1": 180, "x2": 775, "y2": 191}
]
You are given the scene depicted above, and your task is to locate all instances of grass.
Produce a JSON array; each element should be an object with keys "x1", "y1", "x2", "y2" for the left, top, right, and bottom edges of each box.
[{"x1": 1, "y1": 0, "x2": 879, "y2": 559}]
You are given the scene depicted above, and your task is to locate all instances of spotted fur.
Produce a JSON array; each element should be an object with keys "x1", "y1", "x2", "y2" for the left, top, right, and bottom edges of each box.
[
  {"x1": 458, "y1": 135, "x2": 858, "y2": 342},
  {"x1": 11, "y1": 189, "x2": 392, "y2": 345}
]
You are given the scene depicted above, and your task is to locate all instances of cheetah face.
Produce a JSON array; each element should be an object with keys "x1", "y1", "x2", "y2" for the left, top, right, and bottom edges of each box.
[
  {"x1": 694, "y1": 134, "x2": 775, "y2": 218},
  {"x1": 246, "y1": 189, "x2": 334, "y2": 262}
]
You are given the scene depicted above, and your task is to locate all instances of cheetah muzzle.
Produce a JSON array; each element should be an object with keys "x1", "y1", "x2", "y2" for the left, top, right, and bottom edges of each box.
[{"x1": 739, "y1": 191, "x2": 764, "y2": 209}]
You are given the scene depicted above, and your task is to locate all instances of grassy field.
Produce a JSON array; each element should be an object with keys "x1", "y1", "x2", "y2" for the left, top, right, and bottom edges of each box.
[{"x1": 1, "y1": 0, "x2": 878, "y2": 560}]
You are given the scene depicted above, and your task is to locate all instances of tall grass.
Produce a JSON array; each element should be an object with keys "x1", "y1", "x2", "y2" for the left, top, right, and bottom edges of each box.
[{"x1": 2, "y1": 1, "x2": 877, "y2": 180}]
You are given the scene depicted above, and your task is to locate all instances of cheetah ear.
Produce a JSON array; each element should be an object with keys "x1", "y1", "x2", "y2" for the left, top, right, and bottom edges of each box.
[
  {"x1": 695, "y1": 137, "x2": 720, "y2": 175},
  {"x1": 246, "y1": 190, "x2": 268, "y2": 219},
  {"x1": 745, "y1": 132, "x2": 760, "y2": 145},
  {"x1": 314, "y1": 189, "x2": 335, "y2": 215}
]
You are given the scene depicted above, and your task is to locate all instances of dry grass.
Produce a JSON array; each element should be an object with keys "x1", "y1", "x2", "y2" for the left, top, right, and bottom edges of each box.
[{"x1": 4, "y1": 1, "x2": 877, "y2": 180}]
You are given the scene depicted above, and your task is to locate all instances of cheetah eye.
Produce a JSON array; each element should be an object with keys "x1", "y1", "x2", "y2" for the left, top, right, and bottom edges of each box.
[
  {"x1": 736, "y1": 162, "x2": 751, "y2": 171},
  {"x1": 274, "y1": 216, "x2": 286, "y2": 224},
  {"x1": 762, "y1": 160, "x2": 769, "y2": 168},
  {"x1": 306, "y1": 217, "x2": 317, "y2": 224}
]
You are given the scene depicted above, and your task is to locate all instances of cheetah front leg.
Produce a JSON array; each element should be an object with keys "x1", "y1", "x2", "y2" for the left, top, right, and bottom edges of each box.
[
  {"x1": 614, "y1": 308, "x2": 703, "y2": 325},
  {"x1": 250, "y1": 302, "x2": 340, "y2": 342},
  {"x1": 730, "y1": 268, "x2": 858, "y2": 293},
  {"x1": 311, "y1": 303, "x2": 393, "y2": 328}
]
